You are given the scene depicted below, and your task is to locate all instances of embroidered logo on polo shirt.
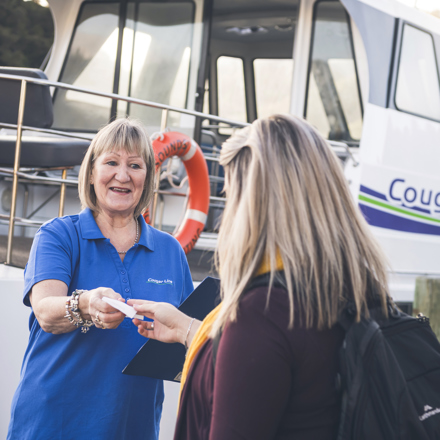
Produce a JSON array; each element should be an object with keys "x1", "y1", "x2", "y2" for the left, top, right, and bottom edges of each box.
[{"x1": 146, "y1": 278, "x2": 173, "y2": 286}]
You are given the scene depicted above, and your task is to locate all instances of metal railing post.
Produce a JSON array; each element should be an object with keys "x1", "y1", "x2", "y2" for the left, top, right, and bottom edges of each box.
[
  {"x1": 6, "y1": 79, "x2": 27, "y2": 264},
  {"x1": 58, "y1": 169, "x2": 68, "y2": 217},
  {"x1": 150, "y1": 109, "x2": 168, "y2": 228}
]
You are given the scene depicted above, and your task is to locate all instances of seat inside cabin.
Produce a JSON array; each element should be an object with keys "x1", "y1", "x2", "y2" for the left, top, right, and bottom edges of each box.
[{"x1": 0, "y1": 67, "x2": 91, "y2": 267}]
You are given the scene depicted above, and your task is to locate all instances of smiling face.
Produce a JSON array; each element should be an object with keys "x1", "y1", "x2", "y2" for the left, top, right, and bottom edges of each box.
[{"x1": 90, "y1": 149, "x2": 147, "y2": 219}]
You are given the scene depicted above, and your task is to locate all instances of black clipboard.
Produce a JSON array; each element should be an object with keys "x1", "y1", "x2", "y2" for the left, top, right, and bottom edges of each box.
[{"x1": 123, "y1": 276, "x2": 220, "y2": 382}]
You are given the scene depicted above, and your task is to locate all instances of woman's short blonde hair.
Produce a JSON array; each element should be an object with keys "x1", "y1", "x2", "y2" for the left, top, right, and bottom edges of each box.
[
  {"x1": 78, "y1": 118, "x2": 155, "y2": 218},
  {"x1": 212, "y1": 114, "x2": 389, "y2": 336}
]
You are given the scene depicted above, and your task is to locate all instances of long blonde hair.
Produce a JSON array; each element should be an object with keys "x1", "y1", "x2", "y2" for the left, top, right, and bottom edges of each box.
[{"x1": 212, "y1": 114, "x2": 389, "y2": 335}]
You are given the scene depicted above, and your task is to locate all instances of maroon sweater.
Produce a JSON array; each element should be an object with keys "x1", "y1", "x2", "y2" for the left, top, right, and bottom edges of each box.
[{"x1": 174, "y1": 286, "x2": 345, "y2": 440}]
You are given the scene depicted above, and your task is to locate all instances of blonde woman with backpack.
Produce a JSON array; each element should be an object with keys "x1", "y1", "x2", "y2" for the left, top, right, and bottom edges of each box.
[{"x1": 130, "y1": 114, "x2": 390, "y2": 440}]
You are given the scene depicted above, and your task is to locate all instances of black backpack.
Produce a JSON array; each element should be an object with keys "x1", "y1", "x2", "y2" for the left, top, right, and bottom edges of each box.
[
  {"x1": 337, "y1": 304, "x2": 440, "y2": 439},
  {"x1": 212, "y1": 274, "x2": 440, "y2": 439}
]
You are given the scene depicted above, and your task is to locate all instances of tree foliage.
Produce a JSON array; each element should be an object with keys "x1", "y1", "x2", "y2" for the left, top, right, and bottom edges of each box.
[{"x1": 0, "y1": 0, "x2": 54, "y2": 68}]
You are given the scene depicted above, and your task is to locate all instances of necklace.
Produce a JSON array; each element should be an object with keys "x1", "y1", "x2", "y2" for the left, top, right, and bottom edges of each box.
[{"x1": 117, "y1": 219, "x2": 139, "y2": 254}]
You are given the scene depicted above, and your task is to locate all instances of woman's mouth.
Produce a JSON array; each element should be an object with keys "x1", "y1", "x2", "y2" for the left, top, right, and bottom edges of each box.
[{"x1": 110, "y1": 187, "x2": 131, "y2": 193}]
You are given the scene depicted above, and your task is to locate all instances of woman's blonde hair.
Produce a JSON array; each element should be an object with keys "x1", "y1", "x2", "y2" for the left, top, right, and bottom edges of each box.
[
  {"x1": 212, "y1": 114, "x2": 389, "y2": 335},
  {"x1": 78, "y1": 118, "x2": 155, "y2": 218}
]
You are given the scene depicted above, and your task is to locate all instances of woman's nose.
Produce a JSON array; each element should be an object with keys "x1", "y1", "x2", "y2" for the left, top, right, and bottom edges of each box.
[{"x1": 115, "y1": 165, "x2": 130, "y2": 181}]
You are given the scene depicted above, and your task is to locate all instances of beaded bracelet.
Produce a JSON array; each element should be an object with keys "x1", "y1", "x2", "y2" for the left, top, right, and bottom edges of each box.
[{"x1": 64, "y1": 289, "x2": 93, "y2": 333}]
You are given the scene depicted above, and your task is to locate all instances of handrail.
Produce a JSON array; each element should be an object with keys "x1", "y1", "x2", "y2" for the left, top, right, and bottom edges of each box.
[
  {"x1": 0, "y1": 72, "x2": 354, "y2": 263},
  {"x1": 0, "y1": 72, "x2": 250, "y2": 264},
  {"x1": 328, "y1": 140, "x2": 359, "y2": 167},
  {"x1": 0, "y1": 122, "x2": 93, "y2": 140},
  {"x1": 0, "y1": 168, "x2": 78, "y2": 186},
  {"x1": 0, "y1": 214, "x2": 44, "y2": 228},
  {"x1": 0, "y1": 72, "x2": 250, "y2": 129}
]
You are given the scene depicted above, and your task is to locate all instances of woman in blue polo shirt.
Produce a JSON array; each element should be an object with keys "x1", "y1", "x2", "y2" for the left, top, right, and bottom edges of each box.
[{"x1": 7, "y1": 118, "x2": 193, "y2": 440}]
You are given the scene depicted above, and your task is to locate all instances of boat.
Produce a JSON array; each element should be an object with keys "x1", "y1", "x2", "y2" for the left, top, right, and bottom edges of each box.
[{"x1": 1, "y1": 0, "x2": 439, "y2": 437}]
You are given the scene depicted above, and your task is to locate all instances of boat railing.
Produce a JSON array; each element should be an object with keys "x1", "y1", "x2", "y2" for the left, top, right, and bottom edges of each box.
[
  {"x1": 0, "y1": 72, "x2": 355, "y2": 264},
  {"x1": 0, "y1": 72, "x2": 250, "y2": 264}
]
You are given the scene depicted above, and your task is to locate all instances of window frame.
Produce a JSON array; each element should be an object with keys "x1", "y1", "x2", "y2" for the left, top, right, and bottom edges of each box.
[
  {"x1": 303, "y1": 0, "x2": 364, "y2": 144},
  {"x1": 393, "y1": 22, "x2": 440, "y2": 123},
  {"x1": 53, "y1": 0, "x2": 196, "y2": 133}
]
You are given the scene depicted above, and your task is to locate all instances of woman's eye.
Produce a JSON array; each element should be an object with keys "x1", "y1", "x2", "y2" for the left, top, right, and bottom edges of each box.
[
  {"x1": 106, "y1": 161, "x2": 117, "y2": 166},
  {"x1": 130, "y1": 163, "x2": 141, "y2": 169}
]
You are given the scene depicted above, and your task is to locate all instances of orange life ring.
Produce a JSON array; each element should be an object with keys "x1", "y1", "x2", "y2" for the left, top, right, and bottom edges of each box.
[{"x1": 143, "y1": 132, "x2": 210, "y2": 254}]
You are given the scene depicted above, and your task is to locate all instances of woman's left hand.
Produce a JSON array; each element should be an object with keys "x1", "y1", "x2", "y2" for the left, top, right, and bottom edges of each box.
[
  {"x1": 81, "y1": 287, "x2": 126, "y2": 330},
  {"x1": 29, "y1": 281, "x2": 127, "y2": 333}
]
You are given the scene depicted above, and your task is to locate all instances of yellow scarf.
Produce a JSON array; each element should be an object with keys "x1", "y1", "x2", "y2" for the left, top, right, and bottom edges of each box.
[{"x1": 178, "y1": 252, "x2": 284, "y2": 407}]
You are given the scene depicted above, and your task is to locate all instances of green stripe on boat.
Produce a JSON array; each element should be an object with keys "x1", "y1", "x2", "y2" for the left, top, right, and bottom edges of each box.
[{"x1": 358, "y1": 195, "x2": 440, "y2": 224}]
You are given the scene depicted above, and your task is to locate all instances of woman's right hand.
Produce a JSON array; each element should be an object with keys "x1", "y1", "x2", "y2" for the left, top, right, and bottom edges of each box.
[{"x1": 128, "y1": 299, "x2": 200, "y2": 345}]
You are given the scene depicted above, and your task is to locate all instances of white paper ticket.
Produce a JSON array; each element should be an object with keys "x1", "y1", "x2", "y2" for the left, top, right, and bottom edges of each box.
[{"x1": 102, "y1": 297, "x2": 144, "y2": 320}]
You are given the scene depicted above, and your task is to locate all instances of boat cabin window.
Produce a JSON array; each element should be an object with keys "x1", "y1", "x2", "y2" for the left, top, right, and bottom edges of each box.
[
  {"x1": 217, "y1": 56, "x2": 247, "y2": 135},
  {"x1": 53, "y1": 3, "x2": 119, "y2": 130},
  {"x1": 254, "y1": 58, "x2": 293, "y2": 119},
  {"x1": 205, "y1": 0, "x2": 299, "y2": 132},
  {"x1": 53, "y1": 0, "x2": 195, "y2": 131},
  {"x1": 395, "y1": 24, "x2": 440, "y2": 121},
  {"x1": 305, "y1": 0, "x2": 363, "y2": 143}
]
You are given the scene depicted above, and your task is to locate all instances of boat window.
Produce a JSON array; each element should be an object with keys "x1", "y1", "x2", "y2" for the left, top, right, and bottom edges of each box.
[
  {"x1": 206, "y1": 0, "x2": 299, "y2": 131},
  {"x1": 254, "y1": 58, "x2": 294, "y2": 119},
  {"x1": 217, "y1": 56, "x2": 247, "y2": 135},
  {"x1": 305, "y1": 0, "x2": 363, "y2": 142},
  {"x1": 53, "y1": 1, "x2": 195, "y2": 131},
  {"x1": 395, "y1": 24, "x2": 440, "y2": 121},
  {"x1": 116, "y1": 2, "x2": 194, "y2": 127},
  {"x1": 53, "y1": 3, "x2": 119, "y2": 130}
]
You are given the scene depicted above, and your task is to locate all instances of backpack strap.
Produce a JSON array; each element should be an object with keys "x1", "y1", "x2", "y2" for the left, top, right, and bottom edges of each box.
[
  {"x1": 338, "y1": 307, "x2": 357, "y2": 332},
  {"x1": 338, "y1": 295, "x2": 397, "y2": 333}
]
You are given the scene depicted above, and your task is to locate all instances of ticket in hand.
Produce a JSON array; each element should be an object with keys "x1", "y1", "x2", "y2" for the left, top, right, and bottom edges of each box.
[{"x1": 102, "y1": 297, "x2": 144, "y2": 320}]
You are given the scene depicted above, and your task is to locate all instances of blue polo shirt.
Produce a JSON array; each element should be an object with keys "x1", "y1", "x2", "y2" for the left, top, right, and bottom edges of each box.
[{"x1": 8, "y1": 208, "x2": 193, "y2": 440}]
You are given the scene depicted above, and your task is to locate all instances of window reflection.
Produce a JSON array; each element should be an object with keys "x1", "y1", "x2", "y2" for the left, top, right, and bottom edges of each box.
[
  {"x1": 116, "y1": 27, "x2": 152, "y2": 117},
  {"x1": 254, "y1": 58, "x2": 293, "y2": 119},
  {"x1": 53, "y1": 1, "x2": 195, "y2": 131},
  {"x1": 121, "y1": 2, "x2": 194, "y2": 127},
  {"x1": 305, "y1": 0, "x2": 362, "y2": 142},
  {"x1": 53, "y1": 5, "x2": 119, "y2": 130},
  {"x1": 328, "y1": 59, "x2": 362, "y2": 139},
  {"x1": 395, "y1": 24, "x2": 440, "y2": 121},
  {"x1": 217, "y1": 56, "x2": 247, "y2": 135}
]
